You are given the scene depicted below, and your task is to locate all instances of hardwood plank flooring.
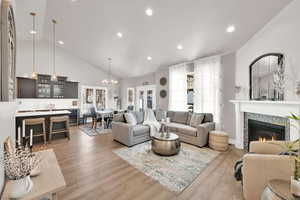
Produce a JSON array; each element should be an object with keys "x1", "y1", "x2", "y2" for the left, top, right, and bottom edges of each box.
[{"x1": 34, "y1": 126, "x2": 244, "y2": 200}]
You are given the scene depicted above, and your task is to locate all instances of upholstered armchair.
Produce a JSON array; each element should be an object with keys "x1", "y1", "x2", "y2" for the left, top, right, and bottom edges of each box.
[{"x1": 242, "y1": 141, "x2": 293, "y2": 200}]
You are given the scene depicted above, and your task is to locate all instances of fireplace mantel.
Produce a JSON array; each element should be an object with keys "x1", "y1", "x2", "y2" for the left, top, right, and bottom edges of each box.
[{"x1": 230, "y1": 100, "x2": 300, "y2": 149}]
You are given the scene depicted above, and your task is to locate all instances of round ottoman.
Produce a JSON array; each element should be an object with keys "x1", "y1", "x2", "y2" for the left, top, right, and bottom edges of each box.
[{"x1": 209, "y1": 131, "x2": 229, "y2": 151}]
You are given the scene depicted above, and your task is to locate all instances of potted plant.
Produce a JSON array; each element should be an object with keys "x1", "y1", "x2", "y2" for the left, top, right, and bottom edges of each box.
[
  {"x1": 1, "y1": 147, "x2": 41, "y2": 198},
  {"x1": 285, "y1": 114, "x2": 300, "y2": 197}
]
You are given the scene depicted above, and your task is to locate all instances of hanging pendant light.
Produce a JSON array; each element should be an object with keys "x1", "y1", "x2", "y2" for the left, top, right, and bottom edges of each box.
[
  {"x1": 102, "y1": 58, "x2": 118, "y2": 85},
  {"x1": 51, "y1": 19, "x2": 57, "y2": 81},
  {"x1": 30, "y1": 12, "x2": 37, "y2": 79}
]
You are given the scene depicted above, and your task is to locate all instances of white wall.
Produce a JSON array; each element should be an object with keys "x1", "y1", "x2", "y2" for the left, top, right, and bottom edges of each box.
[
  {"x1": 236, "y1": 0, "x2": 300, "y2": 101},
  {"x1": 120, "y1": 73, "x2": 156, "y2": 109},
  {"x1": 221, "y1": 53, "x2": 236, "y2": 140},
  {"x1": 16, "y1": 40, "x2": 120, "y2": 109},
  {"x1": 155, "y1": 68, "x2": 169, "y2": 111}
]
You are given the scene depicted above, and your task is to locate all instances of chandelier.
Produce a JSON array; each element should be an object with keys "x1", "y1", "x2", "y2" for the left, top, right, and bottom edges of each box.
[{"x1": 102, "y1": 58, "x2": 118, "y2": 85}]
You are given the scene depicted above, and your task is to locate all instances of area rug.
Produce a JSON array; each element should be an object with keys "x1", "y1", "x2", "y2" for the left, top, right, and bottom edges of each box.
[
  {"x1": 79, "y1": 125, "x2": 111, "y2": 136},
  {"x1": 113, "y1": 142, "x2": 219, "y2": 193}
]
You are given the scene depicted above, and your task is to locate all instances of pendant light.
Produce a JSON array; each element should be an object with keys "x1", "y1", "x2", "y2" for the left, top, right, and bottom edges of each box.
[
  {"x1": 30, "y1": 12, "x2": 37, "y2": 79},
  {"x1": 51, "y1": 19, "x2": 57, "y2": 81},
  {"x1": 102, "y1": 58, "x2": 118, "y2": 85}
]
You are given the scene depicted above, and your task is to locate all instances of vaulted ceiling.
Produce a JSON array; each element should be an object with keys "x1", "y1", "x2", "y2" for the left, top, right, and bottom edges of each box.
[{"x1": 15, "y1": 0, "x2": 291, "y2": 78}]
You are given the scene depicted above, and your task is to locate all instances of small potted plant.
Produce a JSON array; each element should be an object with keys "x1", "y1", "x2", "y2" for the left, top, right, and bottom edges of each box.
[{"x1": 2, "y1": 147, "x2": 41, "y2": 198}]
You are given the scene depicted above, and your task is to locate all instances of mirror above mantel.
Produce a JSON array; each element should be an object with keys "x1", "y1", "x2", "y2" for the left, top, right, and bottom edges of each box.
[{"x1": 249, "y1": 53, "x2": 285, "y2": 101}]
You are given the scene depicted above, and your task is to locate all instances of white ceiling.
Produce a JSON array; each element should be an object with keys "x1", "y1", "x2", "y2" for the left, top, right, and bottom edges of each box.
[{"x1": 15, "y1": 0, "x2": 291, "y2": 78}]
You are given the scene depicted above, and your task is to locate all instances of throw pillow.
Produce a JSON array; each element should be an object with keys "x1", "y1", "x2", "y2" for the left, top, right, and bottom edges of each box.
[
  {"x1": 124, "y1": 113, "x2": 137, "y2": 125},
  {"x1": 172, "y1": 112, "x2": 188, "y2": 124},
  {"x1": 133, "y1": 111, "x2": 144, "y2": 124},
  {"x1": 190, "y1": 114, "x2": 205, "y2": 128}
]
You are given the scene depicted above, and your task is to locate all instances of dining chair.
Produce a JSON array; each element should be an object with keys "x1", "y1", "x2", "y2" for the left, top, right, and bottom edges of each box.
[{"x1": 90, "y1": 106, "x2": 102, "y2": 129}]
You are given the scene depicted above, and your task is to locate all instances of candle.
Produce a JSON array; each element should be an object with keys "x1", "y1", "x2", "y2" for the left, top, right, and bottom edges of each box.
[
  {"x1": 30, "y1": 129, "x2": 33, "y2": 147},
  {"x1": 17, "y1": 127, "x2": 21, "y2": 146},
  {"x1": 22, "y1": 120, "x2": 25, "y2": 138},
  {"x1": 166, "y1": 117, "x2": 170, "y2": 123}
]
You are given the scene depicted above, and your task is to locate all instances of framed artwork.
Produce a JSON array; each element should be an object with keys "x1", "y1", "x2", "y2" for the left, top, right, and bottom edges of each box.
[
  {"x1": 85, "y1": 89, "x2": 93, "y2": 104},
  {"x1": 127, "y1": 88, "x2": 135, "y2": 106}
]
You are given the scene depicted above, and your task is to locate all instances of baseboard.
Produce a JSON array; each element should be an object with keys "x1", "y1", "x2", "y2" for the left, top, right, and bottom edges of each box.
[{"x1": 228, "y1": 138, "x2": 235, "y2": 145}]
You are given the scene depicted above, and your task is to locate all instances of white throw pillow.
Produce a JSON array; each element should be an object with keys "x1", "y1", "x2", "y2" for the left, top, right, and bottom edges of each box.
[
  {"x1": 124, "y1": 113, "x2": 137, "y2": 125},
  {"x1": 190, "y1": 113, "x2": 205, "y2": 128}
]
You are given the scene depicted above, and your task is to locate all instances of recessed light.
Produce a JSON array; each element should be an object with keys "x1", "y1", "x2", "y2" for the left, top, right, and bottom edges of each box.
[
  {"x1": 58, "y1": 41, "x2": 64, "y2": 45},
  {"x1": 71, "y1": 0, "x2": 77, "y2": 2},
  {"x1": 145, "y1": 8, "x2": 153, "y2": 16},
  {"x1": 30, "y1": 30, "x2": 37, "y2": 34},
  {"x1": 147, "y1": 56, "x2": 152, "y2": 61},
  {"x1": 117, "y1": 32, "x2": 123, "y2": 38},
  {"x1": 226, "y1": 25, "x2": 235, "y2": 33},
  {"x1": 177, "y1": 44, "x2": 183, "y2": 50}
]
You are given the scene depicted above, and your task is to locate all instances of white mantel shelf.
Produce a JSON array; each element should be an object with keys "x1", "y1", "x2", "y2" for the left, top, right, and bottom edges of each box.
[{"x1": 230, "y1": 100, "x2": 300, "y2": 149}]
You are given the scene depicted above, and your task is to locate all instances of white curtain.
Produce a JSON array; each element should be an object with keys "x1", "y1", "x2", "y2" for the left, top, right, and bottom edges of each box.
[
  {"x1": 169, "y1": 63, "x2": 188, "y2": 111},
  {"x1": 194, "y1": 56, "x2": 223, "y2": 130}
]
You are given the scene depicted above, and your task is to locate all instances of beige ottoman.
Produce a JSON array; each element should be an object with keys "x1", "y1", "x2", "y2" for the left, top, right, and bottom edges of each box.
[{"x1": 209, "y1": 131, "x2": 229, "y2": 151}]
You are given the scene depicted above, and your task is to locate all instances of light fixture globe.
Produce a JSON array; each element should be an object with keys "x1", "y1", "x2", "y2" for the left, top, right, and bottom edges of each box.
[
  {"x1": 30, "y1": 12, "x2": 37, "y2": 79},
  {"x1": 51, "y1": 19, "x2": 58, "y2": 81},
  {"x1": 102, "y1": 58, "x2": 118, "y2": 86}
]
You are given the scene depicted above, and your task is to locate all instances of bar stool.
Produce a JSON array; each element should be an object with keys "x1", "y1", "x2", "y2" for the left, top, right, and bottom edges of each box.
[
  {"x1": 24, "y1": 118, "x2": 47, "y2": 144},
  {"x1": 49, "y1": 115, "x2": 70, "y2": 143}
]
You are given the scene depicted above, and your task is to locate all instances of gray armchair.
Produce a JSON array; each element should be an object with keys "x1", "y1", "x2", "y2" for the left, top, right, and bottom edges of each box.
[{"x1": 112, "y1": 112, "x2": 151, "y2": 146}]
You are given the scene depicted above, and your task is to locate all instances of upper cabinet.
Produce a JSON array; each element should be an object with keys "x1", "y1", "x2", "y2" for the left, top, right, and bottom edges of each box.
[
  {"x1": 17, "y1": 77, "x2": 36, "y2": 98},
  {"x1": 64, "y1": 81, "x2": 79, "y2": 99},
  {"x1": 17, "y1": 74, "x2": 79, "y2": 99},
  {"x1": 37, "y1": 75, "x2": 51, "y2": 98}
]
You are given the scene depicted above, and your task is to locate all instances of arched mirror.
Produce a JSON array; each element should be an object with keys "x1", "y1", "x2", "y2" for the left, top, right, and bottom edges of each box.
[{"x1": 250, "y1": 53, "x2": 285, "y2": 101}]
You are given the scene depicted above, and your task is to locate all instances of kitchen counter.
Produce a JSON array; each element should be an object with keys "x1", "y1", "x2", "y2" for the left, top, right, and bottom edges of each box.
[{"x1": 16, "y1": 110, "x2": 71, "y2": 117}]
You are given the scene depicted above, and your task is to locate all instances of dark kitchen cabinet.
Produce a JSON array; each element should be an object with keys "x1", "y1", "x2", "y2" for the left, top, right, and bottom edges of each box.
[
  {"x1": 52, "y1": 76, "x2": 67, "y2": 98},
  {"x1": 69, "y1": 108, "x2": 79, "y2": 126},
  {"x1": 64, "y1": 81, "x2": 79, "y2": 99},
  {"x1": 17, "y1": 77, "x2": 36, "y2": 98},
  {"x1": 37, "y1": 74, "x2": 51, "y2": 98},
  {"x1": 17, "y1": 74, "x2": 78, "y2": 99}
]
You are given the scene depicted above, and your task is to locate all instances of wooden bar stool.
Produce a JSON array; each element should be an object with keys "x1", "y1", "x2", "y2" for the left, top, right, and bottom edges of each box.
[
  {"x1": 49, "y1": 115, "x2": 70, "y2": 143},
  {"x1": 25, "y1": 118, "x2": 47, "y2": 144}
]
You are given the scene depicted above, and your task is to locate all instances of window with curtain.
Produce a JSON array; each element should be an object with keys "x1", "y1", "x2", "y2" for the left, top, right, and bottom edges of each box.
[
  {"x1": 194, "y1": 56, "x2": 223, "y2": 129},
  {"x1": 169, "y1": 63, "x2": 188, "y2": 111}
]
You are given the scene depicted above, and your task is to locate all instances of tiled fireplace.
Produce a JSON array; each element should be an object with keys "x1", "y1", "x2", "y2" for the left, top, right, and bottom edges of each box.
[
  {"x1": 244, "y1": 113, "x2": 289, "y2": 150},
  {"x1": 231, "y1": 100, "x2": 300, "y2": 150}
]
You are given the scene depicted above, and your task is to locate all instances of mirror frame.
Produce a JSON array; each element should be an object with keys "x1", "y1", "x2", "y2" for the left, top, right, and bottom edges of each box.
[{"x1": 249, "y1": 53, "x2": 285, "y2": 101}]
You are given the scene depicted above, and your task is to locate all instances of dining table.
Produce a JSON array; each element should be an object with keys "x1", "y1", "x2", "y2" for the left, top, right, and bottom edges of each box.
[{"x1": 96, "y1": 109, "x2": 114, "y2": 129}]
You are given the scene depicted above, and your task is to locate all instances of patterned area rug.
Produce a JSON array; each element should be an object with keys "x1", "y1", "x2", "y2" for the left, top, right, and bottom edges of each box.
[
  {"x1": 113, "y1": 142, "x2": 219, "y2": 193},
  {"x1": 79, "y1": 125, "x2": 111, "y2": 136}
]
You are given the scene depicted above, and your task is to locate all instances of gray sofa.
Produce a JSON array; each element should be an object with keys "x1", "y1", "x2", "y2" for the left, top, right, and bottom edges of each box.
[{"x1": 112, "y1": 111, "x2": 215, "y2": 147}]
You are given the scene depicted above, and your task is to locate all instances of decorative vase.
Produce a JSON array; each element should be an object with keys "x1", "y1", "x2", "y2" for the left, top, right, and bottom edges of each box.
[
  {"x1": 291, "y1": 176, "x2": 300, "y2": 197},
  {"x1": 10, "y1": 176, "x2": 33, "y2": 199}
]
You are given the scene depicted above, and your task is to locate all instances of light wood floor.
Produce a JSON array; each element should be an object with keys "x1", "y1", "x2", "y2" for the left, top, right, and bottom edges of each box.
[{"x1": 35, "y1": 126, "x2": 244, "y2": 200}]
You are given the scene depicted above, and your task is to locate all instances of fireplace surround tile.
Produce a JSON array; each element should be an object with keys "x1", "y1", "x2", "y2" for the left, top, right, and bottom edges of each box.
[{"x1": 244, "y1": 112, "x2": 290, "y2": 150}]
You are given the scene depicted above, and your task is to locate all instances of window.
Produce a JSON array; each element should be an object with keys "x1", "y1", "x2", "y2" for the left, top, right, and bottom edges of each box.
[
  {"x1": 169, "y1": 63, "x2": 188, "y2": 111},
  {"x1": 187, "y1": 74, "x2": 194, "y2": 112}
]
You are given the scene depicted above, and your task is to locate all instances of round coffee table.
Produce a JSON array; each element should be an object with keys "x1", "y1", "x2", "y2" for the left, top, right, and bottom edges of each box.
[{"x1": 151, "y1": 133, "x2": 181, "y2": 156}]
